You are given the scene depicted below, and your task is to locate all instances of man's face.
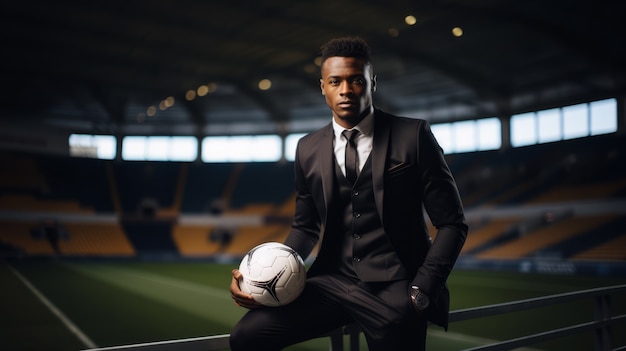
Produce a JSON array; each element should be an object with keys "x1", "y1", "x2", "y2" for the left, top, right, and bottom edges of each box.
[{"x1": 320, "y1": 56, "x2": 376, "y2": 128}]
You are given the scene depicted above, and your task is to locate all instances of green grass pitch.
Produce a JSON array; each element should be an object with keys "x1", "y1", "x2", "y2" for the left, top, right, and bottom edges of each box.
[{"x1": 1, "y1": 261, "x2": 624, "y2": 351}]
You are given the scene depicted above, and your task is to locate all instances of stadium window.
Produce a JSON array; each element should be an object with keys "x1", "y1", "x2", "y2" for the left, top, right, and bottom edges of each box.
[
  {"x1": 563, "y1": 103, "x2": 589, "y2": 140},
  {"x1": 146, "y1": 136, "x2": 169, "y2": 161},
  {"x1": 122, "y1": 136, "x2": 145, "y2": 160},
  {"x1": 453, "y1": 120, "x2": 477, "y2": 153},
  {"x1": 431, "y1": 123, "x2": 453, "y2": 154},
  {"x1": 284, "y1": 133, "x2": 307, "y2": 161},
  {"x1": 121, "y1": 136, "x2": 197, "y2": 161},
  {"x1": 511, "y1": 98, "x2": 617, "y2": 148},
  {"x1": 169, "y1": 137, "x2": 198, "y2": 161},
  {"x1": 69, "y1": 134, "x2": 116, "y2": 160},
  {"x1": 537, "y1": 108, "x2": 561, "y2": 143},
  {"x1": 590, "y1": 98, "x2": 617, "y2": 135},
  {"x1": 477, "y1": 117, "x2": 501, "y2": 151},
  {"x1": 202, "y1": 135, "x2": 282, "y2": 162},
  {"x1": 510, "y1": 112, "x2": 537, "y2": 147},
  {"x1": 431, "y1": 117, "x2": 500, "y2": 154}
]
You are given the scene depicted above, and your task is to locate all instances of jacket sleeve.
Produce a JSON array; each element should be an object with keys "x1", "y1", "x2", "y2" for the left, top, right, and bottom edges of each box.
[
  {"x1": 283, "y1": 137, "x2": 322, "y2": 261},
  {"x1": 412, "y1": 121, "x2": 468, "y2": 297}
]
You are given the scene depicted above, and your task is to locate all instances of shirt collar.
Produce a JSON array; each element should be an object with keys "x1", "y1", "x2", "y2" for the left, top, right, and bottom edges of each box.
[{"x1": 331, "y1": 109, "x2": 374, "y2": 138}]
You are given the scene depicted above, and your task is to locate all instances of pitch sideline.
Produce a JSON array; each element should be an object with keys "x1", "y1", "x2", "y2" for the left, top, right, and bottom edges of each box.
[{"x1": 10, "y1": 266, "x2": 97, "y2": 349}]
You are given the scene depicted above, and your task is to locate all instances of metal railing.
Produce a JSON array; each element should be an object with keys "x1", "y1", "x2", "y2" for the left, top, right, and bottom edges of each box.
[
  {"x1": 445, "y1": 284, "x2": 626, "y2": 351},
  {"x1": 83, "y1": 284, "x2": 626, "y2": 351}
]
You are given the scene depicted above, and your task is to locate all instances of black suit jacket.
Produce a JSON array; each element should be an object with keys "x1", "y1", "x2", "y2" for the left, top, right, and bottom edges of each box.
[{"x1": 285, "y1": 108, "x2": 468, "y2": 328}]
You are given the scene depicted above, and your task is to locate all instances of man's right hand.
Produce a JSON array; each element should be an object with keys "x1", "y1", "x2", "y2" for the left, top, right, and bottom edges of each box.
[{"x1": 230, "y1": 269, "x2": 263, "y2": 309}]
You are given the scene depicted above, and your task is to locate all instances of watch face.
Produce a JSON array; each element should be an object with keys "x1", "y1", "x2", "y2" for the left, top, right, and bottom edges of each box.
[
  {"x1": 414, "y1": 296, "x2": 427, "y2": 309},
  {"x1": 412, "y1": 288, "x2": 430, "y2": 310}
]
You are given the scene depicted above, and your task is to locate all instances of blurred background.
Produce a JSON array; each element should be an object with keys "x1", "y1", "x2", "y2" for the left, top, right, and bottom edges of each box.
[{"x1": 1, "y1": 0, "x2": 625, "y2": 350}]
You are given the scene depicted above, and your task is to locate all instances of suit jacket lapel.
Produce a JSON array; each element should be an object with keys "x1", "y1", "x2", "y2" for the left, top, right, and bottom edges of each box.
[
  {"x1": 319, "y1": 123, "x2": 336, "y2": 225},
  {"x1": 372, "y1": 110, "x2": 390, "y2": 225}
]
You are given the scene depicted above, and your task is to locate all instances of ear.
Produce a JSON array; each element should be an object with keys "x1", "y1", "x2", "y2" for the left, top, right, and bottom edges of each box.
[
  {"x1": 320, "y1": 78, "x2": 326, "y2": 96},
  {"x1": 371, "y1": 75, "x2": 377, "y2": 93}
]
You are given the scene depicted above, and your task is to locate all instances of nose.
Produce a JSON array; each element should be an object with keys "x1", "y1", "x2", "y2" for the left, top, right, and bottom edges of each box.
[{"x1": 339, "y1": 81, "x2": 353, "y2": 96}]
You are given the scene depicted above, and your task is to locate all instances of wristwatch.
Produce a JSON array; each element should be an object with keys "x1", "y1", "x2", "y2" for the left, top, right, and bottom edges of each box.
[{"x1": 410, "y1": 285, "x2": 430, "y2": 311}]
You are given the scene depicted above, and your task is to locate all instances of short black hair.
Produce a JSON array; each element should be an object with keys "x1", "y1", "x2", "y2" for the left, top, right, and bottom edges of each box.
[{"x1": 320, "y1": 37, "x2": 371, "y2": 65}]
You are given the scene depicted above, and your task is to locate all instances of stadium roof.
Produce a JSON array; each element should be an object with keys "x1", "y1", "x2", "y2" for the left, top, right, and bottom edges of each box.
[{"x1": 2, "y1": 0, "x2": 625, "y2": 136}]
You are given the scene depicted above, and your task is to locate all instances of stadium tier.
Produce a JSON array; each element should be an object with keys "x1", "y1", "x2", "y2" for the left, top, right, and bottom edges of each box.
[
  {"x1": 171, "y1": 224, "x2": 222, "y2": 256},
  {"x1": 572, "y1": 233, "x2": 626, "y2": 261},
  {"x1": 0, "y1": 220, "x2": 56, "y2": 255},
  {"x1": 460, "y1": 217, "x2": 522, "y2": 255},
  {"x1": 474, "y1": 214, "x2": 619, "y2": 260},
  {"x1": 59, "y1": 223, "x2": 135, "y2": 256},
  {"x1": 1, "y1": 133, "x2": 625, "y2": 265}
]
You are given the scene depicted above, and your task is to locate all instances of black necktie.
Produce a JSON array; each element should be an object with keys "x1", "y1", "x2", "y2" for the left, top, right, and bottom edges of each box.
[{"x1": 342, "y1": 129, "x2": 359, "y2": 184}]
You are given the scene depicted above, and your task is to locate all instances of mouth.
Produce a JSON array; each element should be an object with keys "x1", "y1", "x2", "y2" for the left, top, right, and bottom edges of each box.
[{"x1": 337, "y1": 101, "x2": 355, "y2": 109}]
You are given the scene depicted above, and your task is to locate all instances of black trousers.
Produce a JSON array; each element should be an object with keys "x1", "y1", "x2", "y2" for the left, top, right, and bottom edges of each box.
[{"x1": 229, "y1": 274, "x2": 427, "y2": 351}]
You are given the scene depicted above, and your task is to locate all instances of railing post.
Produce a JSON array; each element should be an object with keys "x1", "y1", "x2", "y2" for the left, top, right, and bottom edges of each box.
[
  {"x1": 594, "y1": 294, "x2": 612, "y2": 351},
  {"x1": 328, "y1": 328, "x2": 344, "y2": 351},
  {"x1": 344, "y1": 323, "x2": 361, "y2": 351},
  {"x1": 327, "y1": 324, "x2": 360, "y2": 351},
  {"x1": 349, "y1": 330, "x2": 360, "y2": 351}
]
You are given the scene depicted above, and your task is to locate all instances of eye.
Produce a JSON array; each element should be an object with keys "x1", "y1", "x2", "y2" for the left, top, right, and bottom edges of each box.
[
  {"x1": 329, "y1": 79, "x2": 340, "y2": 86},
  {"x1": 352, "y1": 78, "x2": 365, "y2": 85}
]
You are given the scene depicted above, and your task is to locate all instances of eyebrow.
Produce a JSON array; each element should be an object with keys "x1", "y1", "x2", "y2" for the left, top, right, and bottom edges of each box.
[{"x1": 325, "y1": 74, "x2": 366, "y2": 79}]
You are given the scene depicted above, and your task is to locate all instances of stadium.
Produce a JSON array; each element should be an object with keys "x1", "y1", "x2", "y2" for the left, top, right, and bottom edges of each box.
[{"x1": 1, "y1": 1, "x2": 625, "y2": 350}]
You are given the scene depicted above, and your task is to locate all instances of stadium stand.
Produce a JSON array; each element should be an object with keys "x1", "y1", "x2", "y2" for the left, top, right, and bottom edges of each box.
[
  {"x1": 60, "y1": 223, "x2": 134, "y2": 256},
  {"x1": 572, "y1": 234, "x2": 626, "y2": 261},
  {"x1": 459, "y1": 217, "x2": 522, "y2": 255},
  {"x1": 225, "y1": 203, "x2": 277, "y2": 216},
  {"x1": 274, "y1": 193, "x2": 296, "y2": 217},
  {"x1": 181, "y1": 163, "x2": 237, "y2": 214},
  {"x1": 121, "y1": 219, "x2": 178, "y2": 257},
  {"x1": 113, "y1": 162, "x2": 180, "y2": 215},
  {"x1": 1, "y1": 132, "x2": 625, "y2": 266},
  {"x1": 0, "y1": 194, "x2": 93, "y2": 214},
  {"x1": 0, "y1": 152, "x2": 47, "y2": 194},
  {"x1": 227, "y1": 162, "x2": 296, "y2": 210},
  {"x1": 475, "y1": 214, "x2": 618, "y2": 260},
  {"x1": 224, "y1": 224, "x2": 291, "y2": 256},
  {"x1": 171, "y1": 224, "x2": 223, "y2": 257},
  {"x1": 37, "y1": 156, "x2": 116, "y2": 213},
  {"x1": 560, "y1": 216, "x2": 626, "y2": 261},
  {"x1": 0, "y1": 220, "x2": 55, "y2": 256}
]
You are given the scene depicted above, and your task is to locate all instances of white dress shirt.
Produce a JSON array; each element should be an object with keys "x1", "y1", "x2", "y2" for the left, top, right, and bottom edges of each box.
[{"x1": 332, "y1": 112, "x2": 374, "y2": 178}]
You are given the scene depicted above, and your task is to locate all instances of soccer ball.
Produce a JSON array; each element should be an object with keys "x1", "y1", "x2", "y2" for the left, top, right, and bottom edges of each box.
[{"x1": 238, "y1": 242, "x2": 306, "y2": 307}]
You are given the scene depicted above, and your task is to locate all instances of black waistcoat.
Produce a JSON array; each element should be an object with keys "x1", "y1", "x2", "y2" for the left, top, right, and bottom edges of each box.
[{"x1": 332, "y1": 154, "x2": 408, "y2": 282}]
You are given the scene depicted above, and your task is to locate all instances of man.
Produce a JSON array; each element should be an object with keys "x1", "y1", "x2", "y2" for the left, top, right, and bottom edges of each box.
[{"x1": 229, "y1": 36, "x2": 468, "y2": 351}]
